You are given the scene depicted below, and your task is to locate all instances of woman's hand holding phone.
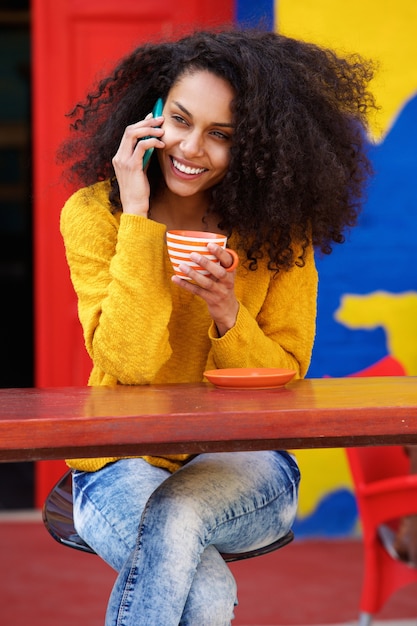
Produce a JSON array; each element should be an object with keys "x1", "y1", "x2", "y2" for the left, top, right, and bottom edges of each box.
[{"x1": 112, "y1": 98, "x2": 165, "y2": 216}]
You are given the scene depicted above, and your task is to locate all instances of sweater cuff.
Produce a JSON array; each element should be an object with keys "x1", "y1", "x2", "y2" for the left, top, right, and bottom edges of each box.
[
  {"x1": 119, "y1": 213, "x2": 166, "y2": 237},
  {"x1": 208, "y1": 302, "x2": 251, "y2": 357}
]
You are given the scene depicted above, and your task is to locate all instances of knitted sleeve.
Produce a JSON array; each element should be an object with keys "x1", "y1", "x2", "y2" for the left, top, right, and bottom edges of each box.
[
  {"x1": 206, "y1": 241, "x2": 318, "y2": 379},
  {"x1": 60, "y1": 182, "x2": 174, "y2": 384}
]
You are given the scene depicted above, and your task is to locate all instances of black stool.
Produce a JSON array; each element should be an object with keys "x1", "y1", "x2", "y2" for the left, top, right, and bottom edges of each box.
[{"x1": 42, "y1": 469, "x2": 294, "y2": 562}]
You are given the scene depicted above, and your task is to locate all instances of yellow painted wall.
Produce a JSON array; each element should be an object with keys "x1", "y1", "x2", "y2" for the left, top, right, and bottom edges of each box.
[{"x1": 277, "y1": 0, "x2": 417, "y2": 140}]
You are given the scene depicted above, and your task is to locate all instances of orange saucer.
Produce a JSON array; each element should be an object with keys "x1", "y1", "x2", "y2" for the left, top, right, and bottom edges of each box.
[{"x1": 204, "y1": 368, "x2": 296, "y2": 390}]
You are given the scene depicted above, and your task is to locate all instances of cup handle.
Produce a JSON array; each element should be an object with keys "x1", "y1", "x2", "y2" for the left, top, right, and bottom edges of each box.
[{"x1": 224, "y1": 248, "x2": 239, "y2": 273}]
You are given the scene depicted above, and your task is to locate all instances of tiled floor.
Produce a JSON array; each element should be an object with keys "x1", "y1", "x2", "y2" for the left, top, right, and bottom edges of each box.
[{"x1": 1, "y1": 511, "x2": 416, "y2": 626}]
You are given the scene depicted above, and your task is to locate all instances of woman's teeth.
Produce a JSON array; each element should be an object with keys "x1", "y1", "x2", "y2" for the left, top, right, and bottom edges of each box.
[{"x1": 172, "y1": 158, "x2": 206, "y2": 175}]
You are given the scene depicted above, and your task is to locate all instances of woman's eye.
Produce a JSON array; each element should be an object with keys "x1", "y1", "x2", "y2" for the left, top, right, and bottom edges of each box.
[
  {"x1": 172, "y1": 114, "x2": 188, "y2": 125},
  {"x1": 211, "y1": 130, "x2": 231, "y2": 141}
]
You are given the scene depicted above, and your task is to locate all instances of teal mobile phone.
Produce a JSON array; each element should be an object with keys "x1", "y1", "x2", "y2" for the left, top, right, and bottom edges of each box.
[{"x1": 142, "y1": 98, "x2": 164, "y2": 168}]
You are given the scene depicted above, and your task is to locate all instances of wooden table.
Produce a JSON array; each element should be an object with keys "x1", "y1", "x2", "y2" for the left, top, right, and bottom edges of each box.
[{"x1": 1, "y1": 376, "x2": 416, "y2": 462}]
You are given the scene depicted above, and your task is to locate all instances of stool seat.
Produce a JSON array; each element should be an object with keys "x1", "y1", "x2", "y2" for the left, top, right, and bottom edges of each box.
[{"x1": 42, "y1": 469, "x2": 294, "y2": 562}]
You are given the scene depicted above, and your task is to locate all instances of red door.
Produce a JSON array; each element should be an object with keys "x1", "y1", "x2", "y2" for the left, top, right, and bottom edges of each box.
[{"x1": 32, "y1": 0, "x2": 233, "y2": 506}]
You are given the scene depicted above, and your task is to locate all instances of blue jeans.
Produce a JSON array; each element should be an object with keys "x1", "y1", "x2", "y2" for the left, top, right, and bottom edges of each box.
[{"x1": 72, "y1": 451, "x2": 300, "y2": 626}]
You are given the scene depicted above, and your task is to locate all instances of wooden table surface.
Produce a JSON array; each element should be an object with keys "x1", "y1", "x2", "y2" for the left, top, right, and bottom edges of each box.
[{"x1": 1, "y1": 376, "x2": 416, "y2": 462}]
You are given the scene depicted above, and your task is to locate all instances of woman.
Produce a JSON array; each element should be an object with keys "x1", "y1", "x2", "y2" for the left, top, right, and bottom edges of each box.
[{"x1": 59, "y1": 28, "x2": 376, "y2": 625}]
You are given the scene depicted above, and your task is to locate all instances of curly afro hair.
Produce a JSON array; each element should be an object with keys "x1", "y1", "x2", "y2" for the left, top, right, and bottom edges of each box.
[{"x1": 58, "y1": 27, "x2": 378, "y2": 272}]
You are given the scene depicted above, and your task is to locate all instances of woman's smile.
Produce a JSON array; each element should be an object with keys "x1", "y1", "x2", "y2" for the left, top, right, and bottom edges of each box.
[{"x1": 170, "y1": 156, "x2": 208, "y2": 177}]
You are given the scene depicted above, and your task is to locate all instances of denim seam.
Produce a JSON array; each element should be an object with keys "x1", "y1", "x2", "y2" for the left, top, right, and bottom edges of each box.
[{"x1": 115, "y1": 497, "x2": 152, "y2": 626}]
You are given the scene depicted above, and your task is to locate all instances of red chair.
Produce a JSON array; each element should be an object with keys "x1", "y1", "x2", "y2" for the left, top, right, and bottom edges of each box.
[{"x1": 346, "y1": 446, "x2": 417, "y2": 625}]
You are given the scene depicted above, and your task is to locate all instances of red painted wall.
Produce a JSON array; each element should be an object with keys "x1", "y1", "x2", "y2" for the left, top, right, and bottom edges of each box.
[{"x1": 32, "y1": 0, "x2": 233, "y2": 506}]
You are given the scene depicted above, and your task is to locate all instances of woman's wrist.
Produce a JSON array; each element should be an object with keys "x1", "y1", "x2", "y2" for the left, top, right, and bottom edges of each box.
[
  {"x1": 213, "y1": 302, "x2": 239, "y2": 337},
  {"x1": 122, "y1": 202, "x2": 150, "y2": 217}
]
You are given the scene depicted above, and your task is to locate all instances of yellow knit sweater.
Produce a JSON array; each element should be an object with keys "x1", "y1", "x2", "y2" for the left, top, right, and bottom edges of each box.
[{"x1": 60, "y1": 180, "x2": 318, "y2": 473}]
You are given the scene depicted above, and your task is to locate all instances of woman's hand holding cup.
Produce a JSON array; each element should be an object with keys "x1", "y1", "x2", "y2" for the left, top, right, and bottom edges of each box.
[{"x1": 166, "y1": 230, "x2": 239, "y2": 335}]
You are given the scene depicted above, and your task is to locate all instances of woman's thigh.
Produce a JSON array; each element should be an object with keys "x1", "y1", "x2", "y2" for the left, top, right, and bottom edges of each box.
[
  {"x1": 72, "y1": 450, "x2": 299, "y2": 569},
  {"x1": 150, "y1": 450, "x2": 300, "y2": 554},
  {"x1": 72, "y1": 457, "x2": 170, "y2": 570}
]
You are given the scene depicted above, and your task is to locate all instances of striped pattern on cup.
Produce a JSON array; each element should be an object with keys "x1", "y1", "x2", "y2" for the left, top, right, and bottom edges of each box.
[{"x1": 166, "y1": 230, "x2": 227, "y2": 280}]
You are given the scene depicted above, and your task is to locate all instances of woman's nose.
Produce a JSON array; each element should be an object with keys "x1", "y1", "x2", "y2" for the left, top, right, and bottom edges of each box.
[{"x1": 180, "y1": 131, "x2": 204, "y2": 157}]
